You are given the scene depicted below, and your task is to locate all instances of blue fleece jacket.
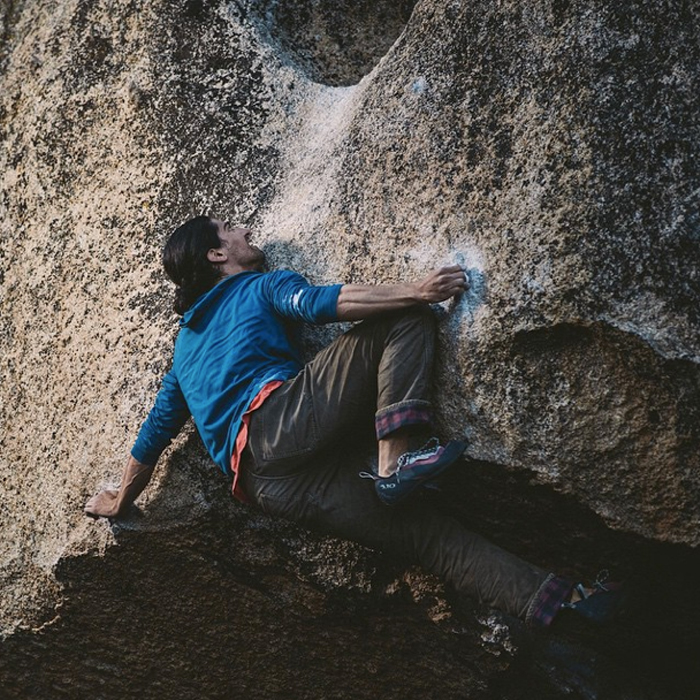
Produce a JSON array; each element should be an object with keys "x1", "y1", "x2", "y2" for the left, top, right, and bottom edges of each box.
[{"x1": 131, "y1": 270, "x2": 342, "y2": 474}]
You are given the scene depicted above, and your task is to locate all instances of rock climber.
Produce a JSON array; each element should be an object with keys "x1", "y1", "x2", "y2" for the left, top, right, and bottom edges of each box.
[{"x1": 85, "y1": 215, "x2": 623, "y2": 627}]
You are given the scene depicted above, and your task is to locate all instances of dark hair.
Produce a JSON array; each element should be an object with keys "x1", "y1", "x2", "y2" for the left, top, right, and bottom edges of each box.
[{"x1": 163, "y1": 215, "x2": 222, "y2": 315}]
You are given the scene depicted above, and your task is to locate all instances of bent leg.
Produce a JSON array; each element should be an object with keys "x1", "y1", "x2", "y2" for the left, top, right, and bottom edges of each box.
[{"x1": 246, "y1": 308, "x2": 437, "y2": 477}]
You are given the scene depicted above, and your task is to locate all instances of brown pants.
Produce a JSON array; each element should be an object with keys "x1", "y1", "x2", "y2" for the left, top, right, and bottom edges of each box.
[{"x1": 241, "y1": 308, "x2": 553, "y2": 622}]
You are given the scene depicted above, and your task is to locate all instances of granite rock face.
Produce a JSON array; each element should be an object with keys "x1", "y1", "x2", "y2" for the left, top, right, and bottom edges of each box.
[
  {"x1": 1, "y1": 0, "x2": 699, "y2": 698},
  {"x1": 255, "y1": 0, "x2": 700, "y2": 545}
]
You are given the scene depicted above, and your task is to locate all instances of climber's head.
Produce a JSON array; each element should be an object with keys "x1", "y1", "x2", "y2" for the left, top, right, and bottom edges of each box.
[{"x1": 162, "y1": 215, "x2": 264, "y2": 315}]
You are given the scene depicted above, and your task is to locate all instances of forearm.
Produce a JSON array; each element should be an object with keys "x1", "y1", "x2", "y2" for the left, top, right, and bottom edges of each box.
[
  {"x1": 336, "y1": 283, "x2": 423, "y2": 321},
  {"x1": 335, "y1": 265, "x2": 469, "y2": 321},
  {"x1": 86, "y1": 372, "x2": 185, "y2": 519},
  {"x1": 113, "y1": 456, "x2": 155, "y2": 515},
  {"x1": 85, "y1": 456, "x2": 155, "y2": 519}
]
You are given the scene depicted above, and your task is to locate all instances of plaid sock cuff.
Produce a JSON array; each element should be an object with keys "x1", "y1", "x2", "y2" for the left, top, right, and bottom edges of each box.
[
  {"x1": 375, "y1": 401, "x2": 431, "y2": 440},
  {"x1": 527, "y1": 574, "x2": 574, "y2": 627}
]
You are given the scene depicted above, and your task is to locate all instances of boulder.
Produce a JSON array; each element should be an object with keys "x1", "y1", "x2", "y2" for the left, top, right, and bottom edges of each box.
[{"x1": 1, "y1": 0, "x2": 698, "y2": 698}]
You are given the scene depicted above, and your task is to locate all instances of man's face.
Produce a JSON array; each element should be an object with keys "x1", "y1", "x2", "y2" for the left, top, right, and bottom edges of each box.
[{"x1": 213, "y1": 219, "x2": 266, "y2": 272}]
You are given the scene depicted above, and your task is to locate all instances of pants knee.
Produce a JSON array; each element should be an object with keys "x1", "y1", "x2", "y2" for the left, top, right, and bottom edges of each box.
[
  {"x1": 402, "y1": 306, "x2": 437, "y2": 347},
  {"x1": 397, "y1": 305, "x2": 437, "y2": 333}
]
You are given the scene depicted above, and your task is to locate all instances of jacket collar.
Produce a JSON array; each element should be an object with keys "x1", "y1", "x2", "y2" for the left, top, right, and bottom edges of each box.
[{"x1": 179, "y1": 271, "x2": 258, "y2": 327}]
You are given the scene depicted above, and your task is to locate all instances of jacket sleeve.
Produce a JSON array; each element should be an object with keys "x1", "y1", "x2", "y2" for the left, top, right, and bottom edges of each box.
[
  {"x1": 265, "y1": 271, "x2": 342, "y2": 324},
  {"x1": 131, "y1": 370, "x2": 191, "y2": 465}
]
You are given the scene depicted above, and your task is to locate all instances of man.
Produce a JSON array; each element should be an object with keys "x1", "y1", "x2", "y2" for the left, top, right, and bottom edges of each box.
[{"x1": 86, "y1": 215, "x2": 622, "y2": 626}]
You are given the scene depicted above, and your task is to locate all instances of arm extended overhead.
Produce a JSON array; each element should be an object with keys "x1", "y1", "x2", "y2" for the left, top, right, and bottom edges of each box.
[{"x1": 336, "y1": 265, "x2": 468, "y2": 321}]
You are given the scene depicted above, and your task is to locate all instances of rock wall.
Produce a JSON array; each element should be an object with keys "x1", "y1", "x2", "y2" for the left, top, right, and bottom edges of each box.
[
  {"x1": 256, "y1": 0, "x2": 700, "y2": 544},
  {"x1": 1, "y1": 0, "x2": 699, "y2": 698}
]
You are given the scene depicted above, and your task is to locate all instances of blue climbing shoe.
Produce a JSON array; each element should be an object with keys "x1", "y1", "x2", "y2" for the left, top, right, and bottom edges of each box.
[
  {"x1": 561, "y1": 572, "x2": 626, "y2": 624},
  {"x1": 361, "y1": 438, "x2": 467, "y2": 506}
]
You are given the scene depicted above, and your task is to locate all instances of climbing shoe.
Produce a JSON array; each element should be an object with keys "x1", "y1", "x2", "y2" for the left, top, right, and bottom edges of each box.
[
  {"x1": 360, "y1": 438, "x2": 467, "y2": 506},
  {"x1": 560, "y1": 571, "x2": 626, "y2": 624}
]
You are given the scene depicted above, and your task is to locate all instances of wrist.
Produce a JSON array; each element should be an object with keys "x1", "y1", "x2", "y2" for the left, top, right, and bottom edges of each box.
[
  {"x1": 111, "y1": 496, "x2": 127, "y2": 518},
  {"x1": 411, "y1": 282, "x2": 429, "y2": 304}
]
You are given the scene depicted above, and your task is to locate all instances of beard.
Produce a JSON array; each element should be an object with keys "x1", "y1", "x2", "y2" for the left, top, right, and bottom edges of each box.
[{"x1": 246, "y1": 245, "x2": 267, "y2": 272}]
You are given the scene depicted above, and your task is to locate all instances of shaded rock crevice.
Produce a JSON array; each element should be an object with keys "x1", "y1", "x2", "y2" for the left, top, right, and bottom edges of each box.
[
  {"x1": 2, "y1": 458, "x2": 699, "y2": 699},
  {"x1": 248, "y1": 0, "x2": 418, "y2": 87}
]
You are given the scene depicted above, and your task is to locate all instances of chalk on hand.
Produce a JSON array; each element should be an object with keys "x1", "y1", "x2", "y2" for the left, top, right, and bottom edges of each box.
[{"x1": 453, "y1": 253, "x2": 470, "y2": 289}]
